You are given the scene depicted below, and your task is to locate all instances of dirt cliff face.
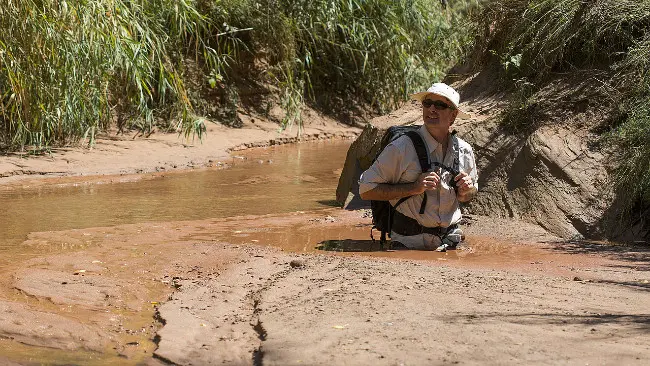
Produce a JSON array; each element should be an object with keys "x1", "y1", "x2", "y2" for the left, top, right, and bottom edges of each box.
[
  {"x1": 455, "y1": 73, "x2": 650, "y2": 241},
  {"x1": 459, "y1": 104, "x2": 611, "y2": 239}
]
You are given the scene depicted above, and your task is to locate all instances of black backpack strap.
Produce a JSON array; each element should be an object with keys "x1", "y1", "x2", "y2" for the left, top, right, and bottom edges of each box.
[
  {"x1": 405, "y1": 131, "x2": 430, "y2": 172},
  {"x1": 405, "y1": 131, "x2": 430, "y2": 215}
]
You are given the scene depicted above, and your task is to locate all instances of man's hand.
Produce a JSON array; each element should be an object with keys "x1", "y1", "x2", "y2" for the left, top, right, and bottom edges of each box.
[
  {"x1": 412, "y1": 171, "x2": 440, "y2": 195},
  {"x1": 455, "y1": 172, "x2": 477, "y2": 202},
  {"x1": 360, "y1": 171, "x2": 440, "y2": 201}
]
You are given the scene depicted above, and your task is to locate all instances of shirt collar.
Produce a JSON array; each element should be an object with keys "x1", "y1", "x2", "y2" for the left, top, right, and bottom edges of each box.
[
  {"x1": 418, "y1": 124, "x2": 455, "y2": 164},
  {"x1": 418, "y1": 124, "x2": 440, "y2": 152}
]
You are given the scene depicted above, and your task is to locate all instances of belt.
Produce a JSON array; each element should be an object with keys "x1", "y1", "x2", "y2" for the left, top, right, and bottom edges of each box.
[{"x1": 391, "y1": 210, "x2": 457, "y2": 237}]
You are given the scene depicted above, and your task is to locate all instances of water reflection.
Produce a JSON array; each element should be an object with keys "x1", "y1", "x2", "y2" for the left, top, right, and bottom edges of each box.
[{"x1": 0, "y1": 140, "x2": 352, "y2": 253}]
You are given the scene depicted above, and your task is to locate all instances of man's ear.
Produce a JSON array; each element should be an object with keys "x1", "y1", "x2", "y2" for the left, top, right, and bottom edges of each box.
[{"x1": 450, "y1": 110, "x2": 458, "y2": 125}]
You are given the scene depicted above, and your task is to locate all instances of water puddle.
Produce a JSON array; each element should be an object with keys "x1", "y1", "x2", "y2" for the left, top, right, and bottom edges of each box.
[
  {"x1": 0, "y1": 140, "x2": 350, "y2": 267},
  {"x1": 213, "y1": 213, "x2": 603, "y2": 278}
]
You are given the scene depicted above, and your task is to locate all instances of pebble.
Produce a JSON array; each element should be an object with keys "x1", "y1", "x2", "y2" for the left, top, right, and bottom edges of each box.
[{"x1": 290, "y1": 259, "x2": 305, "y2": 268}]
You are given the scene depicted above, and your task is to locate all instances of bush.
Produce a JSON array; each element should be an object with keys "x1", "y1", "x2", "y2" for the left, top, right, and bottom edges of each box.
[
  {"x1": 0, "y1": 0, "x2": 481, "y2": 150},
  {"x1": 0, "y1": 0, "x2": 226, "y2": 150},
  {"x1": 608, "y1": 98, "x2": 650, "y2": 214},
  {"x1": 473, "y1": 0, "x2": 650, "y2": 83},
  {"x1": 200, "y1": 0, "x2": 481, "y2": 128}
]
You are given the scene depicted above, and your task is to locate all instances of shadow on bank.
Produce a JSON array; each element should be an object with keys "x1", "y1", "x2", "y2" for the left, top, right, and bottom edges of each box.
[
  {"x1": 546, "y1": 240, "x2": 650, "y2": 271},
  {"x1": 443, "y1": 312, "x2": 650, "y2": 331},
  {"x1": 316, "y1": 239, "x2": 384, "y2": 252},
  {"x1": 546, "y1": 239, "x2": 650, "y2": 291}
]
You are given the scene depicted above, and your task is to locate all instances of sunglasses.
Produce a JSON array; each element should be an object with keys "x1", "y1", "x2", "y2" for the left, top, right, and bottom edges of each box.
[{"x1": 422, "y1": 99, "x2": 455, "y2": 110}]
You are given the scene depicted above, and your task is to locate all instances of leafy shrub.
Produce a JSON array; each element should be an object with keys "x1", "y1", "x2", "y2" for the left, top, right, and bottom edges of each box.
[{"x1": 0, "y1": 0, "x2": 227, "y2": 150}]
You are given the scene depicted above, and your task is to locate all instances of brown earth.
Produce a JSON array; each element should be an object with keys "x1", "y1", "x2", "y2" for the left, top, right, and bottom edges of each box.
[{"x1": 1, "y1": 103, "x2": 650, "y2": 365}]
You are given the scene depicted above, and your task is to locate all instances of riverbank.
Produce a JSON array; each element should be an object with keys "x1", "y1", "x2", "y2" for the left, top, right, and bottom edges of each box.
[{"x1": 0, "y1": 107, "x2": 360, "y2": 188}]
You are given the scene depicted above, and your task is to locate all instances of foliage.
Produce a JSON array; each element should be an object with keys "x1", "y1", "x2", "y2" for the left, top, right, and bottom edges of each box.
[
  {"x1": 0, "y1": 0, "x2": 481, "y2": 149},
  {"x1": 201, "y1": 0, "x2": 481, "y2": 129},
  {"x1": 0, "y1": 0, "x2": 227, "y2": 150},
  {"x1": 607, "y1": 98, "x2": 650, "y2": 216},
  {"x1": 474, "y1": 0, "x2": 650, "y2": 82}
]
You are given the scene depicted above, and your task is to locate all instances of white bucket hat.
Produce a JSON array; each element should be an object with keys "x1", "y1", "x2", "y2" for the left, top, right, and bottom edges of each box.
[{"x1": 410, "y1": 83, "x2": 470, "y2": 119}]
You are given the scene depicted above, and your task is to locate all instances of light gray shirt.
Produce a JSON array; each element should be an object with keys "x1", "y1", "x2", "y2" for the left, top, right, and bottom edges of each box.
[{"x1": 359, "y1": 125, "x2": 478, "y2": 228}]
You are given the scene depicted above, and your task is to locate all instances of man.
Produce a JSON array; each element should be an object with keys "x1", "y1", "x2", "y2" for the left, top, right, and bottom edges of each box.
[{"x1": 359, "y1": 83, "x2": 478, "y2": 251}]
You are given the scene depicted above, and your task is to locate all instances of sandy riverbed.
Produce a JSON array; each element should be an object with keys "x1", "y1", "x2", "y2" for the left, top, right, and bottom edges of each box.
[{"x1": 1, "y1": 112, "x2": 649, "y2": 365}]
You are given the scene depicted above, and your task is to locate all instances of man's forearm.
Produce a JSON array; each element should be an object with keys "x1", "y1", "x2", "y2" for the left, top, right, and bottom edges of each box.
[{"x1": 360, "y1": 183, "x2": 419, "y2": 201}]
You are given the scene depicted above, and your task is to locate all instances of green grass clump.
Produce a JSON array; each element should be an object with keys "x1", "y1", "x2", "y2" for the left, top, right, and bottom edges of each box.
[
  {"x1": 610, "y1": 34, "x2": 650, "y2": 218},
  {"x1": 473, "y1": 0, "x2": 650, "y2": 82},
  {"x1": 201, "y1": 0, "x2": 480, "y2": 128},
  {"x1": 607, "y1": 98, "x2": 650, "y2": 215},
  {"x1": 0, "y1": 0, "x2": 225, "y2": 150}
]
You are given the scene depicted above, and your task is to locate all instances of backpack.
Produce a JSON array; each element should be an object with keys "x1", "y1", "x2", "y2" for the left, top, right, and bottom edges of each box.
[{"x1": 369, "y1": 125, "x2": 460, "y2": 249}]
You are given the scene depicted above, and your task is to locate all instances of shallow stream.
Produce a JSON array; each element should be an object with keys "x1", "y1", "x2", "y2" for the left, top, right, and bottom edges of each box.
[
  {"x1": 0, "y1": 139, "x2": 615, "y2": 365},
  {"x1": 0, "y1": 140, "x2": 351, "y2": 267}
]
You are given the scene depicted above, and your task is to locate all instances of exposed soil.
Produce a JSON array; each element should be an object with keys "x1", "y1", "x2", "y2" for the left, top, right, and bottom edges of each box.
[{"x1": 1, "y1": 105, "x2": 649, "y2": 365}]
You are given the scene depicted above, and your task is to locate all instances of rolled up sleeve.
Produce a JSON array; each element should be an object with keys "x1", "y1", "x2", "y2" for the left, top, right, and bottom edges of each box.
[
  {"x1": 467, "y1": 147, "x2": 479, "y2": 192},
  {"x1": 358, "y1": 142, "x2": 403, "y2": 195}
]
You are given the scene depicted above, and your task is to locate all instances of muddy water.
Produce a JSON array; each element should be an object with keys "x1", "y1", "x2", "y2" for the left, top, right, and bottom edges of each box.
[
  {"x1": 1, "y1": 139, "x2": 569, "y2": 269},
  {"x1": 0, "y1": 140, "x2": 350, "y2": 266},
  {"x1": 0, "y1": 140, "x2": 353, "y2": 364}
]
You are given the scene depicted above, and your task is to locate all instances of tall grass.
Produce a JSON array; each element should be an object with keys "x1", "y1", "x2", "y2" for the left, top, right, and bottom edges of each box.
[
  {"x1": 471, "y1": 0, "x2": 650, "y2": 222},
  {"x1": 201, "y1": 0, "x2": 480, "y2": 128},
  {"x1": 1, "y1": 0, "x2": 479, "y2": 150},
  {"x1": 608, "y1": 35, "x2": 650, "y2": 218},
  {"x1": 473, "y1": 0, "x2": 650, "y2": 82},
  {"x1": 0, "y1": 0, "x2": 225, "y2": 150}
]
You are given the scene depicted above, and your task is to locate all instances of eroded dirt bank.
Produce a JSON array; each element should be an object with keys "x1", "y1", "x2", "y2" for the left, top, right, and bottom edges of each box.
[
  {"x1": 1, "y1": 209, "x2": 649, "y2": 365},
  {"x1": 0, "y1": 108, "x2": 360, "y2": 188}
]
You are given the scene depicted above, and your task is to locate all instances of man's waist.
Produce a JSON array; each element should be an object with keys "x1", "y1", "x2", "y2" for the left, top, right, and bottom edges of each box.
[{"x1": 391, "y1": 210, "x2": 457, "y2": 236}]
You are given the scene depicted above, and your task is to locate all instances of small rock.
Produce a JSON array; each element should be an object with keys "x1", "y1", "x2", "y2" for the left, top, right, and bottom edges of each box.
[
  {"x1": 573, "y1": 276, "x2": 581, "y2": 281},
  {"x1": 290, "y1": 259, "x2": 305, "y2": 268}
]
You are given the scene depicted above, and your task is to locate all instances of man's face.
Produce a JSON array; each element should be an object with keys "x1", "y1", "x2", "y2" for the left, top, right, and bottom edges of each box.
[{"x1": 421, "y1": 93, "x2": 458, "y2": 131}]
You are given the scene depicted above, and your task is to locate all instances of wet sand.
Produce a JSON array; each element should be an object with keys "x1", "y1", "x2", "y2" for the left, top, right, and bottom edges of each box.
[{"x1": 1, "y1": 208, "x2": 649, "y2": 365}]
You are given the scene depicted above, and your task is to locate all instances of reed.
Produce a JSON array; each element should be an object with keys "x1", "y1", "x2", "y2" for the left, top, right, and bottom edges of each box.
[
  {"x1": 0, "y1": 0, "x2": 224, "y2": 150},
  {"x1": 1, "y1": 0, "x2": 479, "y2": 149},
  {"x1": 200, "y1": 0, "x2": 480, "y2": 128}
]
